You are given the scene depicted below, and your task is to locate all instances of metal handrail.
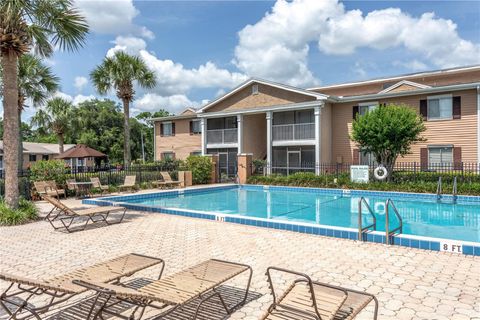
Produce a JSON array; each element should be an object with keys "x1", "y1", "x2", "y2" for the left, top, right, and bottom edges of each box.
[
  {"x1": 453, "y1": 176, "x2": 458, "y2": 204},
  {"x1": 436, "y1": 176, "x2": 442, "y2": 201},
  {"x1": 385, "y1": 199, "x2": 403, "y2": 245},
  {"x1": 358, "y1": 197, "x2": 377, "y2": 241}
]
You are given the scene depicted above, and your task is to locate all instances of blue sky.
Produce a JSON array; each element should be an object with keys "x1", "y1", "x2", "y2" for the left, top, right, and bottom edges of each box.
[{"x1": 17, "y1": 0, "x2": 480, "y2": 120}]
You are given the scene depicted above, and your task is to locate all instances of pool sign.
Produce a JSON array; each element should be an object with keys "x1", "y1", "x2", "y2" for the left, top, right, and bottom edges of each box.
[
  {"x1": 351, "y1": 165, "x2": 369, "y2": 183},
  {"x1": 440, "y1": 240, "x2": 463, "y2": 254}
]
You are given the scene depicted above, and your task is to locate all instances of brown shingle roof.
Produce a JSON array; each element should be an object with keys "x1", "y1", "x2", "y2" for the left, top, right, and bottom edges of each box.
[{"x1": 55, "y1": 144, "x2": 106, "y2": 159}]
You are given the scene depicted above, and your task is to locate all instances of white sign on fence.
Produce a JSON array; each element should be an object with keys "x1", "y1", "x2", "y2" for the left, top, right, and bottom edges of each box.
[{"x1": 351, "y1": 165, "x2": 369, "y2": 183}]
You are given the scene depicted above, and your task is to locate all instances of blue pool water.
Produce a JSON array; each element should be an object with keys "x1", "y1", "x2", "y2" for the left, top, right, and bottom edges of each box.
[{"x1": 117, "y1": 186, "x2": 480, "y2": 243}]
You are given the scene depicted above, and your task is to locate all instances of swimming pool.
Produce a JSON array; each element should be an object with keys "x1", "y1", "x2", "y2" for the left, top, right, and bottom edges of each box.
[{"x1": 85, "y1": 185, "x2": 480, "y2": 255}]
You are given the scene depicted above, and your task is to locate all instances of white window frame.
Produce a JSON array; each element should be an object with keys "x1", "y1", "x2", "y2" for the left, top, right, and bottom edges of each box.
[
  {"x1": 162, "y1": 121, "x2": 173, "y2": 136},
  {"x1": 428, "y1": 145, "x2": 453, "y2": 166},
  {"x1": 191, "y1": 120, "x2": 201, "y2": 134},
  {"x1": 162, "y1": 151, "x2": 175, "y2": 160},
  {"x1": 358, "y1": 101, "x2": 379, "y2": 116},
  {"x1": 427, "y1": 94, "x2": 453, "y2": 121}
]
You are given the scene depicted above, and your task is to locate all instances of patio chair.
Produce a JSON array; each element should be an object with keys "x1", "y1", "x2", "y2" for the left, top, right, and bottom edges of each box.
[
  {"x1": 73, "y1": 259, "x2": 252, "y2": 320},
  {"x1": 90, "y1": 177, "x2": 109, "y2": 193},
  {"x1": 0, "y1": 253, "x2": 164, "y2": 320},
  {"x1": 45, "y1": 180, "x2": 67, "y2": 199},
  {"x1": 153, "y1": 172, "x2": 182, "y2": 189},
  {"x1": 33, "y1": 181, "x2": 66, "y2": 199},
  {"x1": 119, "y1": 175, "x2": 136, "y2": 192},
  {"x1": 43, "y1": 195, "x2": 127, "y2": 233},
  {"x1": 263, "y1": 267, "x2": 378, "y2": 320}
]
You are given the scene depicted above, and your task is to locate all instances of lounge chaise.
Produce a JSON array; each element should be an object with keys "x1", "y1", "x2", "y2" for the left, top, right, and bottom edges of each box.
[
  {"x1": 263, "y1": 267, "x2": 378, "y2": 320},
  {"x1": 153, "y1": 172, "x2": 182, "y2": 189},
  {"x1": 43, "y1": 195, "x2": 127, "y2": 233},
  {"x1": 34, "y1": 181, "x2": 66, "y2": 199},
  {"x1": 119, "y1": 175, "x2": 136, "y2": 192},
  {"x1": 0, "y1": 253, "x2": 164, "y2": 320},
  {"x1": 74, "y1": 259, "x2": 252, "y2": 320}
]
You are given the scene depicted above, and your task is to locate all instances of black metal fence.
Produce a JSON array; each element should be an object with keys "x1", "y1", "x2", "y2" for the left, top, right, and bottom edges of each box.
[
  {"x1": 253, "y1": 162, "x2": 480, "y2": 183},
  {"x1": 0, "y1": 164, "x2": 181, "y2": 200}
]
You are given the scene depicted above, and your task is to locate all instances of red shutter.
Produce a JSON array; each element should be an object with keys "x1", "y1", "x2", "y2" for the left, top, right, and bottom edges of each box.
[
  {"x1": 420, "y1": 148, "x2": 428, "y2": 170},
  {"x1": 172, "y1": 153, "x2": 176, "y2": 160},
  {"x1": 352, "y1": 106, "x2": 359, "y2": 120},
  {"x1": 172, "y1": 123, "x2": 176, "y2": 136},
  {"x1": 419, "y1": 100, "x2": 428, "y2": 121},
  {"x1": 352, "y1": 148, "x2": 360, "y2": 165},
  {"x1": 189, "y1": 121, "x2": 193, "y2": 135},
  {"x1": 160, "y1": 123, "x2": 164, "y2": 137},
  {"x1": 453, "y1": 96, "x2": 461, "y2": 119},
  {"x1": 453, "y1": 147, "x2": 462, "y2": 170}
]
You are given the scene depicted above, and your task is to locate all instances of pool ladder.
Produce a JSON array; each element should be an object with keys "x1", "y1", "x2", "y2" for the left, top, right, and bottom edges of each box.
[
  {"x1": 437, "y1": 176, "x2": 458, "y2": 203},
  {"x1": 358, "y1": 197, "x2": 403, "y2": 245}
]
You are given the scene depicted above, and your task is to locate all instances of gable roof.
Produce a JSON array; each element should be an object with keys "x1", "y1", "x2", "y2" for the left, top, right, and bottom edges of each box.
[
  {"x1": 56, "y1": 144, "x2": 106, "y2": 159},
  {"x1": 378, "y1": 80, "x2": 431, "y2": 94},
  {"x1": 0, "y1": 141, "x2": 75, "y2": 154},
  {"x1": 197, "y1": 78, "x2": 328, "y2": 113}
]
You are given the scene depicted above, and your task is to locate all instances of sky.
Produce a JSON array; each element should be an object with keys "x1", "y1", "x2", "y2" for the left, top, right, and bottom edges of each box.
[{"x1": 10, "y1": 0, "x2": 480, "y2": 121}]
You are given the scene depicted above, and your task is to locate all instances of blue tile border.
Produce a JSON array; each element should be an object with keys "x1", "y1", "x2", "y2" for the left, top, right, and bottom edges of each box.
[{"x1": 84, "y1": 185, "x2": 480, "y2": 257}]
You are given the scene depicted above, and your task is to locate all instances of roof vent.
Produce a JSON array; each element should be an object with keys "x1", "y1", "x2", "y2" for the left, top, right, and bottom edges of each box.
[{"x1": 252, "y1": 84, "x2": 259, "y2": 95}]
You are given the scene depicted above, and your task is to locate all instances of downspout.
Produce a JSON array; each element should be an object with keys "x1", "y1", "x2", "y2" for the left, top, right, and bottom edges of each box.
[
  {"x1": 477, "y1": 86, "x2": 480, "y2": 164},
  {"x1": 153, "y1": 120, "x2": 157, "y2": 161}
]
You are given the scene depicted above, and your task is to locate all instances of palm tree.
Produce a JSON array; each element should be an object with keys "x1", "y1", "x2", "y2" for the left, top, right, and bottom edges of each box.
[
  {"x1": 31, "y1": 98, "x2": 73, "y2": 154},
  {"x1": 17, "y1": 54, "x2": 60, "y2": 170},
  {"x1": 0, "y1": 0, "x2": 88, "y2": 208},
  {"x1": 90, "y1": 51, "x2": 156, "y2": 166}
]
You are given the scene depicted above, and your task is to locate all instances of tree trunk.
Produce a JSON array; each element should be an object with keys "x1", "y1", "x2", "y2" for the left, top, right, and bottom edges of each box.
[
  {"x1": 1, "y1": 52, "x2": 20, "y2": 208},
  {"x1": 58, "y1": 133, "x2": 65, "y2": 154},
  {"x1": 122, "y1": 98, "x2": 131, "y2": 167}
]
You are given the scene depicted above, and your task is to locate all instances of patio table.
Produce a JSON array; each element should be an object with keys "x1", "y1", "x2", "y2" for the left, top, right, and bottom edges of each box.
[{"x1": 71, "y1": 181, "x2": 94, "y2": 199}]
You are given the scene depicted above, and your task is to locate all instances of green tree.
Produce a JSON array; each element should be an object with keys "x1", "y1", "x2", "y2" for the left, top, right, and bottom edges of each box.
[
  {"x1": 350, "y1": 104, "x2": 426, "y2": 180},
  {"x1": 90, "y1": 51, "x2": 156, "y2": 166},
  {"x1": 31, "y1": 98, "x2": 74, "y2": 154},
  {"x1": 0, "y1": 0, "x2": 88, "y2": 208},
  {"x1": 17, "y1": 54, "x2": 60, "y2": 169}
]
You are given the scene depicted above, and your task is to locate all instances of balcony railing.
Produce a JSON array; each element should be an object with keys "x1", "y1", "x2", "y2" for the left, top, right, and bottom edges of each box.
[
  {"x1": 207, "y1": 128, "x2": 238, "y2": 145},
  {"x1": 272, "y1": 123, "x2": 315, "y2": 141}
]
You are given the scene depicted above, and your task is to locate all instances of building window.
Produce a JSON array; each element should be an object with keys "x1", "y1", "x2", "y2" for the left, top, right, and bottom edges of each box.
[
  {"x1": 359, "y1": 102, "x2": 378, "y2": 116},
  {"x1": 77, "y1": 158, "x2": 85, "y2": 167},
  {"x1": 428, "y1": 146, "x2": 453, "y2": 165},
  {"x1": 162, "y1": 122, "x2": 173, "y2": 136},
  {"x1": 190, "y1": 151, "x2": 202, "y2": 156},
  {"x1": 162, "y1": 152, "x2": 175, "y2": 160},
  {"x1": 42, "y1": 155, "x2": 49, "y2": 160},
  {"x1": 252, "y1": 84, "x2": 259, "y2": 95},
  {"x1": 191, "y1": 120, "x2": 201, "y2": 134},
  {"x1": 428, "y1": 95, "x2": 452, "y2": 120},
  {"x1": 29, "y1": 154, "x2": 36, "y2": 162},
  {"x1": 0, "y1": 156, "x2": 3, "y2": 170}
]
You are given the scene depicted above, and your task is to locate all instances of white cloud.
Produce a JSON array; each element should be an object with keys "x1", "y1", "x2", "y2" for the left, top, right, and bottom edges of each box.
[
  {"x1": 54, "y1": 91, "x2": 95, "y2": 105},
  {"x1": 134, "y1": 93, "x2": 198, "y2": 114},
  {"x1": 75, "y1": 0, "x2": 154, "y2": 39},
  {"x1": 106, "y1": 36, "x2": 147, "y2": 57},
  {"x1": 74, "y1": 76, "x2": 88, "y2": 92},
  {"x1": 234, "y1": 0, "x2": 480, "y2": 86},
  {"x1": 393, "y1": 59, "x2": 428, "y2": 71}
]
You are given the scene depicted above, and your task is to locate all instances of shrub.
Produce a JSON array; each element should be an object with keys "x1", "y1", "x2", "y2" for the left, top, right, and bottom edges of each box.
[
  {"x1": 185, "y1": 156, "x2": 212, "y2": 184},
  {"x1": 0, "y1": 198, "x2": 38, "y2": 225},
  {"x1": 30, "y1": 160, "x2": 67, "y2": 184}
]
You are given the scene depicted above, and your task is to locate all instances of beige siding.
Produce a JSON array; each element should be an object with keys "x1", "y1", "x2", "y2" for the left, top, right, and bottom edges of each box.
[
  {"x1": 389, "y1": 83, "x2": 422, "y2": 93},
  {"x1": 321, "y1": 103, "x2": 332, "y2": 163},
  {"x1": 207, "y1": 83, "x2": 315, "y2": 113},
  {"x1": 243, "y1": 113, "x2": 267, "y2": 160},
  {"x1": 331, "y1": 89, "x2": 478, "y2": 163},
  {"x1": 155, "y1": 118, "x2": 202, "y2": 160},
  {"x1": 314, "y1": 69, "x2": 480, "y2": 97}
]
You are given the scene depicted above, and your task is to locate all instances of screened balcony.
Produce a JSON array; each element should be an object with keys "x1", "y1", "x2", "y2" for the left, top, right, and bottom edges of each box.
[
  {"x1": 206, "y1": 116, "x2": 238, "y2": 145},
  {"x1": 272, "y1": 109, "x2": 315, "y2": 142}
]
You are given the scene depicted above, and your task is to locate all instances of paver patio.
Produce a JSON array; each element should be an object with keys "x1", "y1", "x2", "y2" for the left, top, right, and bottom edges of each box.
[{"x1": 0, "y1": 194, "x2": 479, "y2": 320}]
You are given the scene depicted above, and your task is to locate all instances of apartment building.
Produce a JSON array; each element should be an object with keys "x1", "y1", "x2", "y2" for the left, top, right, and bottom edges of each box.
[{"x1": 153, "y1": 65, "x2": 480, "y2": 176}]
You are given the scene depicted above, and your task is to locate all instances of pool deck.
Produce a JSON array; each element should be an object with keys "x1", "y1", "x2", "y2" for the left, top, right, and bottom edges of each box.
[{"x1": 0, "y1": 187, "x2": 479, "y2": 320}]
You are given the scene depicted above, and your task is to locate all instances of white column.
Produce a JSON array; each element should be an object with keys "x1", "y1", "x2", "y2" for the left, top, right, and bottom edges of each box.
[
  {"x1": 201, "y1": 118, "x2": 207, "y2": 155},
  {"x1": 314, "y1": 106, "x2": 322, "y2": 175},
  {"x1": 266, "y1": 112, "x2": 272, "y2": 174},
  {"x1": 237, "y1": 114, "x2": 243, "y2": 154},
  {"x1": 153, "y1": 121, "x2": 157, "y2": 161}
]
